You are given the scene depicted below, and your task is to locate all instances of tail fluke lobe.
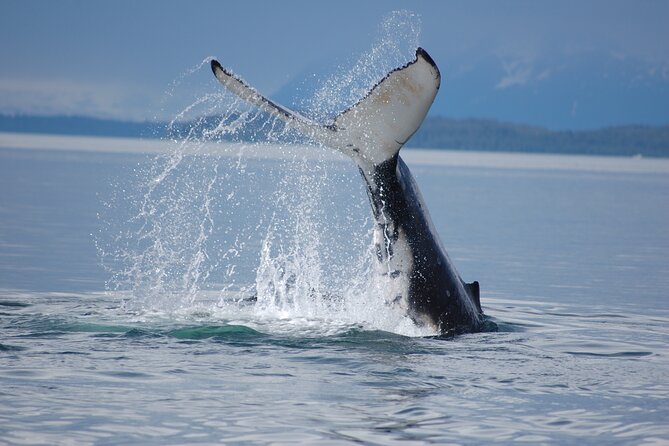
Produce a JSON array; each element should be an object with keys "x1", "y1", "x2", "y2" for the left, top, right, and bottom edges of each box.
[
  {"x1": 210, "y1": 48, "x2": 441, "y2": 165},
  {"x1": 210, "y1": 60, "x2": 331, "y2": 144},
  {"x1": 330, "y1": 48, "x2": 440, "y2": 164}
]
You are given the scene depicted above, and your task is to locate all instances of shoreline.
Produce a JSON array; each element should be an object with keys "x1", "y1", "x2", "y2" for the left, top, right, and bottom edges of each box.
[{"x1": 2, "y1": 131, "x2": 668, "y2": 174}]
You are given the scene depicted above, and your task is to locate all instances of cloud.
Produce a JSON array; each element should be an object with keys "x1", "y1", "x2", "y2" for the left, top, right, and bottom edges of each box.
[
  {"x1": 495, "y1": 60, "x2": 534, "y2": 89},
  {"x1": 494, "y1": 56, "x2": 555, "y2": 90},
  {"x1": 0, "y1": 78, "x2": 152, "y2": 120},
  {"x1": 536, "y1": 69, "x2": 551, "y2": 81}
]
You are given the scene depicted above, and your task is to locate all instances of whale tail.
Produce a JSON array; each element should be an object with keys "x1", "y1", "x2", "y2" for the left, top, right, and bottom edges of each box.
[{"x1": 211, "y1": 48, "x2": 440, "y2": 165}]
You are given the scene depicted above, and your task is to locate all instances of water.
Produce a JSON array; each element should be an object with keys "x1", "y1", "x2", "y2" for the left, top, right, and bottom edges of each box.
[
  {"x1": 1, "y1": 10, "x2": 668, "y2": 442},
  {"x1": 1, "y1": 137, "x2": 668, "y2": 444}
]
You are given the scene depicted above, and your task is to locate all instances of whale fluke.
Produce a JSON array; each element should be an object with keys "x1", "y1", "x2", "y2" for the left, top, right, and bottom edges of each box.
[
  {"x1": 211, "y1": 48, "x2": 487, "y2": 335},
  {"x1": 211, "y1": 48, "x2": 440, "y2": 166}
]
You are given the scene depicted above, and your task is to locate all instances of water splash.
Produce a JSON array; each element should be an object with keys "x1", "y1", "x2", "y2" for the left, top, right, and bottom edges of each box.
[
  {"x1": 99, "y1": 11, "x2": 434, "y2": 336},
  {"x1": 302, "y1": 10, "x2": 422, "y2": 122}
]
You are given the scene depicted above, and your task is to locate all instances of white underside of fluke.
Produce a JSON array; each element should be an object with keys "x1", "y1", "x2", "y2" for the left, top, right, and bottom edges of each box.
[{"x1": 211, "y1": 48, "x2": 440, "y2": 166}]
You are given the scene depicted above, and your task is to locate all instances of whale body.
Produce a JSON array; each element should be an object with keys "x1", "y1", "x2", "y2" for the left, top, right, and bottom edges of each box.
[{"x1": 211, "y1": 48, "x2": 487, "y2": 334}]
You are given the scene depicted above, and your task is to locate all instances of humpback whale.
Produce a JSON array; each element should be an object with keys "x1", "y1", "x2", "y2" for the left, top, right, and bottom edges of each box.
[{"x1": 211, "y1": 48, "x2": 487, "y2": 335}]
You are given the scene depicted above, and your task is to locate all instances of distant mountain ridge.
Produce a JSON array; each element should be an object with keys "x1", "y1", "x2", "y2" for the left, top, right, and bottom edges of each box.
[
  {"x1": 410, "y1": 117, "x2": 669, "y2": 157},
  {"x1": 1, "y1": 114, "x2": 668, "y2": 157},
  {"x1": 272, "y1": 49, "x2": 669, "y2": 131},
  {"x1": 0, "y1": 115, "x2": 161, "y2": 139}
]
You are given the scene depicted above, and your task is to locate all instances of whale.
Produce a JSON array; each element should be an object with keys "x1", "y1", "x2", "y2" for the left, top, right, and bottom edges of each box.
[{"x1": 211, "y1": 48, "x2": 487, "y2": 335}]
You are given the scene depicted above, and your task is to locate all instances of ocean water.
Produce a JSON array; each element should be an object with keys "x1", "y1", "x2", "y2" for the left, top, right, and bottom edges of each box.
[{"x1": 1, "y1": 135, "x2": 668, "y2": 445}]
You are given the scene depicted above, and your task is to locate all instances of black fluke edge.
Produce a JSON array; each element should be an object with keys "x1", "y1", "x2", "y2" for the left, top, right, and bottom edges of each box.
[
  {"x1": 416, "y1": 47, "x2": 437, "y2": 69},
  {"x1": 211, "y1": 59, "x2": 222, "y2": 75}
]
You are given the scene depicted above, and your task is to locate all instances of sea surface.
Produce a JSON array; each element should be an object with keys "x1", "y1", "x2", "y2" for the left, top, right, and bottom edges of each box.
[{"x1": 1, "y1": 133, "x2": 668, "y2": 445}]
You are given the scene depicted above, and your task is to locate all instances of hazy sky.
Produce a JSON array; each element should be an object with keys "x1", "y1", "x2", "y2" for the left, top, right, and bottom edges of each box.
[{"x1": 1, "y1": 0, "x2": 668, "y2": 129}]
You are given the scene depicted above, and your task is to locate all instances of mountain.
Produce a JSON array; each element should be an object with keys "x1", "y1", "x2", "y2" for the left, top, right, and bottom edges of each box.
[
  {"x1": 0, "y1": 115, "x2": 159, "y2": 139},
  {"x1": 433, "y1": 51, "x2": 669, "y2": 131},
  {"x1": 1, "y1": 114, "x2": 668, "y2": 157},
  {"x1": 271, "y1": 49, "x2": 669, "y2": 131},
  {"x1": 409, "y1": 117, "x2": 669, "y2": 157}
]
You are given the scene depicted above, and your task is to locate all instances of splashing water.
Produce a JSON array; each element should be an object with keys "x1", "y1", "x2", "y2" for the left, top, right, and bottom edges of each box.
[
  {"x1": 99, "y1": 11, "x2": 434, "y2": 336},
  {"x1": 303, "y1": 10, "x2": 422, "y2": 122}
]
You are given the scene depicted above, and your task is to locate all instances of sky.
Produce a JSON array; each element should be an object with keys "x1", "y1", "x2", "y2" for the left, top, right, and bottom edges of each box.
[{"x1": 1, "y1": 0, "x2": 668, "y2": 129}]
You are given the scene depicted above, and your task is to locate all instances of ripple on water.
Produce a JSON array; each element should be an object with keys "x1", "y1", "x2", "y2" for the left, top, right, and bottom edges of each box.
[
  {"x1": 0, "y1": 289, "x2": 667, "y2": 445},
  {"x1": 0, "y1": 301, "x2": 31, "y2": 308},
  {"x1": 0, "y1": 343, "x2": 27, "y2": 352},
  {"x1": 167, "y1": 324, "x2": 264, "y2": 340}
]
